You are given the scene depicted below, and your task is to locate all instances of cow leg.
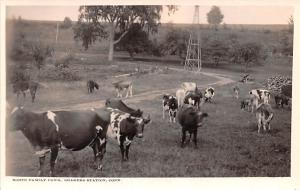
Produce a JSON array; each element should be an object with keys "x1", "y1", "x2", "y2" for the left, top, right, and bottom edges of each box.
[
  {"x1": 129, "y1": 85, "x2": 133, "y2": 97},
  {"x1": 181, "y1": 129, "x2": 187, "y2": 148},
  {"x1": 119, "y1": 137, "x2": 126, "y2": 161},
  {"x1": 257, "y1": 113, "x2": 262, "y2": 133},
  {"x1": 162, "y1": 104, "x2": 165, "y2": 119},
  {"x1": 49, "y1": 146, "x2": 59, "y2": 177},
  {"x1": 37, "y1": 156, "x2": 46, "y2": 177},
  {"x1": 125, "y1": 144, "x2": 131, "y2": 161},
  {"x1": 192, "y1": 130, "x2": 198, "y2": 148},
  {"x1": 92, "y1": 138, "x2": 106, "y2": 170}
]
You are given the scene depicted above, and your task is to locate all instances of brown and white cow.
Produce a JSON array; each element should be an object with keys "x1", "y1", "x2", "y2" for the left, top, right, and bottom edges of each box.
[
  {"x1": 8, "y1": 107, "x2": 109, "y2": 176},
  {"x1": 255, "y1": 103, "x2": 274, "y2": 133},
  {"x1": 112, "y1": 80, "x2": 133, "y2": 98},
  {"x1": 249, "y1": 89, "x2": 271, "y2": 111}
]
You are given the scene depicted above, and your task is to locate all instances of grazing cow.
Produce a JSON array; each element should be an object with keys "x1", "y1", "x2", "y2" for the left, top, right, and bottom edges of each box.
[
  {"x1": 177, "y1": 105, "x2": 208, "y2": 148},
  {"x1": 112, "y1": 80, "x2": 133, "y2": 98},
  {"x1": 8, "y1": 107, "x2": 109, "y2": 176},
  {"x1": 255, "y1": 103, "x2": 274, "y2": 133},
  {"x1": 13, "y1": 81, "x2": 38, "y2": 103},
  {"x1": 184, "y1": 90, "x2": 203, "y2": 109},
  {"x1": 87, "y1": 80, "x2": 99, "y2": 93},
  {"x1": 105, "y1": 108, "x2": 150, "y2": 161},
  {"x1": 232, "y1": 85, "x2": 240, "y2": 99},
  {"x1": 162, "y1": 94, "x2": 178, "y2": 123},
  {"x1": 105, "y1": 98, "x2": 143, "y2": 117},
  {"x1": 249, "y1": 89, "x2": 271, "y2": 110},
  {"x1": 204, "y1": 87, "x2": 215, "y2": 103},
  {"x1": 274, "y1": 94, "x2": 290, "y2": 108}
]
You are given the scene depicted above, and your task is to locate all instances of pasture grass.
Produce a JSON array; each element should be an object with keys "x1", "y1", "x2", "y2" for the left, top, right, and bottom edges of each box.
[{"x1": 6, "y1": 60, "x2": 291, "y2": 177}]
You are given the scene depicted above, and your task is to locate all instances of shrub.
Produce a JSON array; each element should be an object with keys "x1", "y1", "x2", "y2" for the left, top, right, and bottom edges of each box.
[
  {"x1": 61, "y1": 17, "x2": 73, "y2": 29},
  {"x1": 39, "y1": 67, "x2": 81, "y2": 81}
]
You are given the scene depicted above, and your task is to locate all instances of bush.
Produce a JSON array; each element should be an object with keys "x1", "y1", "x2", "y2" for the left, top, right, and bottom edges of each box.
[
  {"x1": 39, "y1": 67, "x2": 81, "y2": 81},
  {"x1": 54, "y1": 51, "x2": 75, "y2": 68}
]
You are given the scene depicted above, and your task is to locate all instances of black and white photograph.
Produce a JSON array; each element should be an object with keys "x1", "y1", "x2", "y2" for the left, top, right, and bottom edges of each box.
[{"x1": 0, "y1": 0, "x2": 299, "y2": 189}]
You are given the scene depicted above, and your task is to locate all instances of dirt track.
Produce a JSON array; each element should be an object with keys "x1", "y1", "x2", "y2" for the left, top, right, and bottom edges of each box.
[{"x1": 43, "y1": 69, "x2": 234, "y2": 112}]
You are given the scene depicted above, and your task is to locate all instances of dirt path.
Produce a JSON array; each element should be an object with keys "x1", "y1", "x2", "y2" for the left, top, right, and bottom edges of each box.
[{"x1": 39, "y1": 68, "x2": 235, "y2": 112}]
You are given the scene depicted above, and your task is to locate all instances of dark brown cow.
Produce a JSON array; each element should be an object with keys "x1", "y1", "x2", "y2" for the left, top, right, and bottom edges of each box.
[{"x1": 8, "y1": 107, "x2": 109, "y2": 176}]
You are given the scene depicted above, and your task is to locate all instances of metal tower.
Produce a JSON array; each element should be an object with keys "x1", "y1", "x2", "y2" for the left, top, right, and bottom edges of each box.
[{"x1": 184, "y1": 5, "x2": 201, "y2": 72}]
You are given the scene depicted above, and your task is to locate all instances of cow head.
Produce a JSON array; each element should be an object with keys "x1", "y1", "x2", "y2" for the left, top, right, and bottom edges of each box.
[
  {"x1": 8, "y1": 106, "x2": 26, "y2": 131},
  {"x1": 136, "y1": 114, "x2": 151, "y2": 138}
]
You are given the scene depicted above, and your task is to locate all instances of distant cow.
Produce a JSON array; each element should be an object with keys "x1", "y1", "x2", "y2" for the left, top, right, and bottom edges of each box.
[
  {"x1": 184, "y1": 90, "x2": 203, "y2": 109},
  {"x1": 255, "y1": 103, "x2": 274, "y2": 133},
  {"x1": 274, "y1": 94, "x2": 290, "y2": 108},
  {"x1": 12, "y1": 81, "x2": 38, "y2": 103},
  {"x1": 249, "y1": 89, "x2": 271, "y2": 110},
  {"x1": 204, "y1": 87, "x2": 215, "y2": 103},
  {"x1": 105, "y1": 108, "x2": 150, "y2": 161},
  {"x1": 8, "y1": 107, "x2": 109, "y2": 176},
  {"x1": 177, "y1": 105, "x2": 208, "y2": 148},
  {"x1": 240, "y1": 98, "x2": 254, "y2": 112},
  {"x1": 112, "y1": 80, "x2": 133, "y2": 98},
  {"x1": 162, "y1": 94, "x2": 178, "y2": 123},
  {"x1": 232, "y1": 85, "x2": 240, "y2": 99},
  {"x1": 105, "y1": 98, "x2": 143, "y2": 117},
  {"x1": 87, "y1": 80, "x2": 99, "y2": 93}
]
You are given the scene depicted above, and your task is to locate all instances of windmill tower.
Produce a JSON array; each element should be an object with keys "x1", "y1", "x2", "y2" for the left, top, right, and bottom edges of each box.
[{"x1": 184, "y1": 6, "x2": 201, "y2": 72}]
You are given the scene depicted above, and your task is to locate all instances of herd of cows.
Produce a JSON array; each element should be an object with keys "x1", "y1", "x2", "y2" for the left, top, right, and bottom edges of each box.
[{"x1": 7, "y1": 75, "x2": 292, "y2": 177}]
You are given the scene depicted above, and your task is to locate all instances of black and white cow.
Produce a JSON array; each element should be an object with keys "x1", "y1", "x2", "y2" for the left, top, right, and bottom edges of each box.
[
  {"x1": 87, "y1": 80, "x2": 99, "y2": 93},
  {"x1": 162, "y1": 94, "x2": 178, "y2": 123},
  {"x1": 8, "y1": 107, "x2": 109, "y2": 176},
  {"x1": 104, "y1": 100, "x2": 150, "y2": 161},
  {"x1": 105, "y1": 108, "x2": 150, "y2": 161},
  {"x1": 204, "y1": 87, "x2": 215, "y2": 103},
  {"x1": 249, "y1": 89, "x2": 271, "y2": 110},
  {"x1": 177, "y1": 105, "x2": 208, "y2": 148}
]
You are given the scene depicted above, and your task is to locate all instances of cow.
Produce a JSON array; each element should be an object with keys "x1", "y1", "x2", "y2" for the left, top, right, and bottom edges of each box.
[
  {"x1": 162, "y1": 94, "x2": 178, "y2": 123},
  {"x1": 177, "y1": 105, "x2": 208, "y2": 148},
  {"x1": 232, "y1": 85, "x2": 240, "y2": 99},
  {"x1": 255, "y1": 103, "x2": 274, "y2": 133},
  {"x1": 204, "y1": 87, "x2": 215, "y2": 103},
  {"x1": 183, "y1": 90, "x2": 203, "y2": 110},
  {"x1": 112, "y1": 80, "x2": 133, "y2": 98},
  {"x1": 105, "y1": 98, "x2": 143, "y2": 117},
  {"x1": 87, "y1": 80, "x2": 99, "y2": 93},
  {"x1": 249, "y1": 89, "x2": 271, "y2": 111},
  {"x1": 176, "y1": 82, "x2": 198, "y2": 107},
  {"x1": 274, "y1": 94, "x2": 290, "y2": 108},
  {"x1": 8, "y1": 107, "x2": 109, "y2": 176},
  {"x1": 105, "y1": 108, "x2": 150, "y2": 161},
  {"x1": 12, "y1": 81, "x2": 38, "y2": 103},
  {"x1": 181, "y1": 82, "x2": 197, "y2": 92}
]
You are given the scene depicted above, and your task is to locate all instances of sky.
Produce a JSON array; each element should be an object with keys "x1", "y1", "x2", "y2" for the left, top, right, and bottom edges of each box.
[{"x1": 6, "y1": 5, "x2": 294, "y2": 25}]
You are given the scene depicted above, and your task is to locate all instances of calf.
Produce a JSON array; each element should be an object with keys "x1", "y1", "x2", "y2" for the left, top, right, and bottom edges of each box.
[
  {"x1": 112, "y1": 80, "x2": 133, "y2": 98},
  {"x1": 87, "y1": 80, "x2": 99, "y2": 93},
  {"x1": 183, "y1": 90, "x2": 202, "y2": 109},
  {"x1": 249, "y1": 89, "x2": 271, "y2": 110},
  {"x1": 274, "y1": 94, "x2": 290, "y2": 108},
  {"x1": 177, "y1": 105, "x2": 208, "y2": 148},
  {"x1": 8, "y1": 107, "x2": 109, "y2": 176},
  {"x1": 13, "y1": 81, "x2": 38, "y2": 103},
  {"x1": 204, "y1": 87, "x2": 215, "y2": 103},
  {"x1": 106, "y1": 108, "x2": 150, "y2": 161},
  {"x1": 162, "y1": 94, "x2": 178, "y2": 123},
  {"x1": 255, "y1": 103, "x2": 274, "y2": 133}
]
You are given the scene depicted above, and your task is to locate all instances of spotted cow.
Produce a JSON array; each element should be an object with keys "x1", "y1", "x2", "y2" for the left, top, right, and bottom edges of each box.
[
  {"x1": 8, "y1": 107, "x2": 109, "y2": 176},
  {"x1": 162, "y1": 94, "x2": 178, "y2": 123},
  {"x1": 204, "y1": 87, "x2": 215, "y2": 103},
  {"x1": 255, "y1": 103, "x2": 274, "y2": 133},
  {"x1": 249, "y1": 89, "x2": 271, "y2": 110}
]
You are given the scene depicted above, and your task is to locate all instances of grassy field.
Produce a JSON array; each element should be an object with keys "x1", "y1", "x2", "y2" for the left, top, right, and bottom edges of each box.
[{"x1": 6, "y1": 57, "x2": 292, "y2": 177}]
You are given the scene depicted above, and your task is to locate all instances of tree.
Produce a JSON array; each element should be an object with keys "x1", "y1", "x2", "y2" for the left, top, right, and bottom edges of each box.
[
  {"x1": 115, "y1": 23, "x2": 152, "y2": 59},
  {"x1": 206, "y1": 6, "x2": 224, "y2": 30},
  {"x1": 161, "y1": 28, "x2": 189, "y2": 62},
  {"x1": 74, "y1": 6, "x2": 176, "y2": 61},
  {"x1": 288, "y1": 15, "x2": 293, "y2": 34},
  {"x1": 237, "y1": 42, "x2": 264, "y2": 72},
  {"x1": 61, "y1": 17, "x2": 73, "y2": 29}
]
